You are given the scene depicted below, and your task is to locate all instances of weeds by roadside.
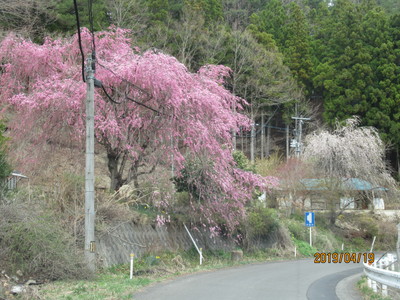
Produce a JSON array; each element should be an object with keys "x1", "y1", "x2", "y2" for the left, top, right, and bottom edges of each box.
[
  {"x1": 39, "y1": 248, "x2": 296, "y2": 300},
  {"x1": 357, "y1": 276, "x2": 393, "y2": 300}
]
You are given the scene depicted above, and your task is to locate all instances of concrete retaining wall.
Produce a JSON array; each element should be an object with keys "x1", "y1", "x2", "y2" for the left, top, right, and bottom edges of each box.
[{"x1": 96, "y1": 222, "x2": 236, "y2": 266}]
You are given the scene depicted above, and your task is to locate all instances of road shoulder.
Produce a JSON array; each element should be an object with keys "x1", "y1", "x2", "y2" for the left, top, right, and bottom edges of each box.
[{"x1": 336, "y1": 272, "x2": 363, "y2": 300}]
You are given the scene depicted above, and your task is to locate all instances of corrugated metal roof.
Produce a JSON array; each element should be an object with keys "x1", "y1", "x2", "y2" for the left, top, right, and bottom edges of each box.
[{"x1": 297, "y1": 178, "x2": 387, "y2": 191}]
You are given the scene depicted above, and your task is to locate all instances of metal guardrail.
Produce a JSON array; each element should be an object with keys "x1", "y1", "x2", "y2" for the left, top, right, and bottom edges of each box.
[
  {"x1": 364, "y1": 262, "x2": 400, "y2": 288},
  {"x1": 363, "y1": 253, "x2": 399, "y2": 297}
]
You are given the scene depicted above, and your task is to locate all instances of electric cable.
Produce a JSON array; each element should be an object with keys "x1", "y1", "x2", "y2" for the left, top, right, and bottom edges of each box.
[
  {"x1": 96, "y1": 61, "x2": 151, "y2": 98},
  {"x1": 101, "y1": 83, "x2": 162, "y2": 115},
  {"x1": 88, "y1": 0, "x2": 96, "y2": 54},
  {"x1": 99, "y1": 81, "x2": 164, "y2": 115},
  {"x1": 73, "y1": 0, "x2": 86, "y2": 82},
  {"x1": 96, "y1": 61, "x2": 168, "y2": 115},
  {"x1": 100, "y1": 84, "x2": 121, "y2": 104},
  {"x1": 125, "y1": 94, "x2": 161, "y2": 115},
  {"x1": 73, "y1": 2, "x2": 166, "y2": 116}
]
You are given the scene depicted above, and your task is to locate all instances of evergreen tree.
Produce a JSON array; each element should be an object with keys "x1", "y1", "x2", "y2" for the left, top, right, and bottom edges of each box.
[
  {"x1": 312, "y1": 0, "x2": 400, "y2": 171},
  {"x1": 250, "y1": 0, "x2": 313, "y2": 94},
  {"x1": 283, "y1": 2, "x2": 313, "y2": 93},
  {"x1": 377, "y1": 0, "x2": 400, "y2": 15}
]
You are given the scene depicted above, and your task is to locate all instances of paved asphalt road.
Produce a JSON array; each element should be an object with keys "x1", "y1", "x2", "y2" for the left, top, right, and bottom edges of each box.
[{"x1": 133, "y1": 259, "x2": 363, "y2": 300}]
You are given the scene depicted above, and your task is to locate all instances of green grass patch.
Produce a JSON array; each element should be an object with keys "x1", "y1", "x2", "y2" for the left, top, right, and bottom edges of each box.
[
  {"x1": 293, "y1": 238, "x2": 317, "y2": 256},
  {"x1": 357, "y1": 276, "x2": 393, "y2": 300},
  {"x1": 39, "y1": 248, "x2": 297, "y2": 299},
  {"x1": 40, "y1": 269, "x2": 155, "y2": 300}
]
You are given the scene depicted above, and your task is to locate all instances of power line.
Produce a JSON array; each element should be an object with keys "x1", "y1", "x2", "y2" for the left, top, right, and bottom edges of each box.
[
  {"x1": 96, "y1": 61, "x2": 151, "y2": 97},
  {"x1": 99, "y1": 84, "x2": 121, "y2": 104},
  {"x1": 88, "y1": 0, "x2": 96, "y2": 54},
  {"x1": 73, "y1": 0, "x2": 168, "y2": 117},
  {"x1": 125, "y1": 94, "x2": 161, "y2": 115},
  {"x1": 87, "y1": 0, "x2": 159, "y2": 115},
  {"x1": 73, "y1": 0, "x2": 86, "y2": 82},
  {"x1": 100, "y1": 82, "x2": 163, "y2": 115},
  {"x1": 96, "y1": 62, "x2": 165, "y2": 115}
]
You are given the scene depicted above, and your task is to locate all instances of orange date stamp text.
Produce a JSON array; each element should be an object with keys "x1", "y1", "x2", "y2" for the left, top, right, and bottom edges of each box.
[{"x1": 314, "y1": 252, "x2": 374, "y2": 264}]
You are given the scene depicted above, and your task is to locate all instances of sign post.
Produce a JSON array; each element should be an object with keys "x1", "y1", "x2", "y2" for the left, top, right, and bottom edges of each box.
[{"x1": 305, "y1": 212, "x2": 315, "y2": 247}]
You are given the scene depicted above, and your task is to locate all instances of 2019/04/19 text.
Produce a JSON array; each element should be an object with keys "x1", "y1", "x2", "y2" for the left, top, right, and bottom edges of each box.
[{"x1": 314, "y1": 252, "x2": 374, "y2": 264}]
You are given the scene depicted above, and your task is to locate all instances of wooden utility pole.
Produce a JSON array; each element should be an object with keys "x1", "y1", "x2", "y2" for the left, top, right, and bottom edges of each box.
[
  {"x1": 266, "y1": 124, "x2": 271, "y2": 158},
  {"x1": 261, "y1": 113, "x2": 265, "y2": 159},
  {"x1": 250, "y1": 120, "x2": 255, "y2": 163},
  {"x1": 85, "y1": 53, "x2": 96, "y2": 271},
  {"x1": 286, "y1": 124, "x2": 289, "y2": 160},
  {"x1": 292, "y1": 116, "x2": 310, "y2": 157}
]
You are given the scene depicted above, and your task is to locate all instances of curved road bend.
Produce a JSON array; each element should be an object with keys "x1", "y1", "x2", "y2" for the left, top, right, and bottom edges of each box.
[{"x1": 133, "y1": 259, "x2": 363, "y2": 300}]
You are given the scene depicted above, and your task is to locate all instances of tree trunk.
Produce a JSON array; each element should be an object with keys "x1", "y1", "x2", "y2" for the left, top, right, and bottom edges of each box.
[
  {"x1": 241, "y1": 128, "x2": 244, "y2": 154},
  {"x1": 233, "y1": 103, "x2": 237, "y2": 151},
  {"x1": 329, "y1": 210, "x2": 336, "y2": 226},
  {"x1": 397, "y1": 147, "x2": 400, "y2": 177},
  {"x1": 129, "y1": 160, "x2": 141, "y2": 192},
  {"x1": 107, "y1": 152, "x2": 124, "y2": 191},
  {"x1": 250, "y1": 113, "x2": 255, "y2": 163},
  {"x1": 261, "y1": 113, "x2": 265, "y2": 159},
  {"x1": 266, "y1": 123, "x2": 271, "y2": 158},
  {"x1": 286, "y1": 124, "x2": 289, "y2": 160}
]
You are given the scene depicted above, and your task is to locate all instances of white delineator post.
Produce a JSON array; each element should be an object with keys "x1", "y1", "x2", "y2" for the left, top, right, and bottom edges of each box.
[
  {"x1": 370, "y1": 236, "x2": 376, "y2": 253},
  {"x1": 372, "y1": 280, "x2": 377, "y2": 293},
  {"x1": 184, "y1": 224, "x2": 204, "y2": 265},
  {"x1": 130, "y1": 253, "x2": 134, "y2": 279},
  {"x1": 387, "y1": 253, "x2": 395, "y2": 271},
  {"x1": 382, "y1": 284, "x2": 388, "y2": 296}
]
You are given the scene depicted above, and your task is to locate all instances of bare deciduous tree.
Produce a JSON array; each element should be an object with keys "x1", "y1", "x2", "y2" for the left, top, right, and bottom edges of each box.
[
  {"x1": 106, "y1": 0, "x2": 148, "y2": 34},
  {"x1": 303, "y1": 117, "x2": 396, "y2": 224},
  {"x1": 228, "y1": 30, "x2": 300, "y2": 161},
  {"x1": 304, "y1": 118, "x2": 394, "y2": 186},
  {"x1": 0, "y1": 0, "x2": 55, "y2": 38}
]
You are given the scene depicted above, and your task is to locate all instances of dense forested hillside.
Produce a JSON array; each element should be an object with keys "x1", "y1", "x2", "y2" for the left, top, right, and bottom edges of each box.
[{"x1": 1, "y1": 0, "x2": 400, "y2": 173}]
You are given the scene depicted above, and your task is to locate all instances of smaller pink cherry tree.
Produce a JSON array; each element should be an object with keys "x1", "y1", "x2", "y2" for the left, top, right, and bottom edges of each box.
[{"x1": 0, "y1": 27, "x2": 278, "y2": 233}]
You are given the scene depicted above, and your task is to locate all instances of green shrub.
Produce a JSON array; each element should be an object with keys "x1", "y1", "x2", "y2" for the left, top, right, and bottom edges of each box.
[
  {"x1": 313, "y1": 228, "x2": 340, "y2": 252},
  {"x1": 315, "y1": 212, "x2": 330, "y2": 230},
  {"x1": 0, "y1": 202, "x2": 90, "y2": 280},
  {"x1": 207, "y1": 249, "x2": 231, "y2": 260},
  {"x1": 248, "y1": 207, "x2": 279, "y2": 238},
  {"x1": 358, "y1": 276, "x2": 393, "y2": 300},
  {"x1": 0, "y1": 122, "x2": 11, "y2": 180},
  {"x1": 233, "y1": 151, "x2": 254, "y2": 172},
  {"x1": 351, "y1": 237, "x2": 368, "y2": 251},
  {"x1": 286, "y1": 219, "x2": 308, "y2": 241},
  {"x1": 377, "y1": 221, "x2": 397, "y2": 249},
  {"x1": 254, "y1": 154, "x2": 282, "y2": 177},
  {"x1": 358, "y1": 215, "x2": 379, "y2": 239},
  {"x1": 294, "y1": 239, "x2": 316, "y2": 256}
]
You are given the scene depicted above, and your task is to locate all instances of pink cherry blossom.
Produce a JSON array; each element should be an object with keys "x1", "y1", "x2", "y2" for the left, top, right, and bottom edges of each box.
[{"x1": 0, "y1": 27, "x2": 278, "y2": 232}]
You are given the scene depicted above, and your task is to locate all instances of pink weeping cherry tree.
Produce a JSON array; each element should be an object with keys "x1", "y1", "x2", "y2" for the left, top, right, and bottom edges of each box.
[{"x1": 0, "y1": 27, "x2": 278, "y2": 232}]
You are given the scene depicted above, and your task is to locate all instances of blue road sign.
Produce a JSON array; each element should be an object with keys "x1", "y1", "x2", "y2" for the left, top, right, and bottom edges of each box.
[{"x1": 305, "y1": 212, "x2": 315, "y2": 227}]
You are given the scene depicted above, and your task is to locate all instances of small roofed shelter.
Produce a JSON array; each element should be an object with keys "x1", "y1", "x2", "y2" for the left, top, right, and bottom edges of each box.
[
  {"x1": 6, "y1": 172, "x2": 28, "y2": 190},
  {"x1": 277, "y1": 177, "x2": 387, "y2": 211}
]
